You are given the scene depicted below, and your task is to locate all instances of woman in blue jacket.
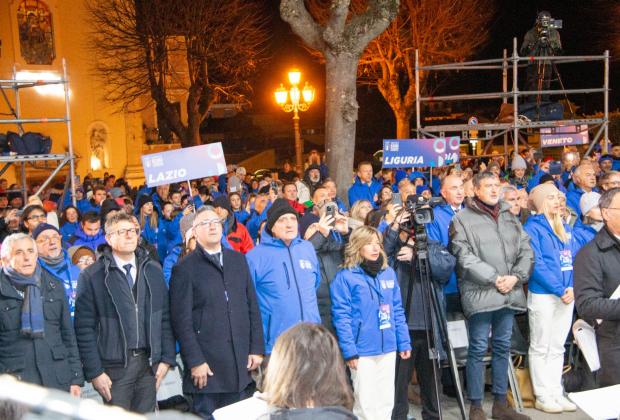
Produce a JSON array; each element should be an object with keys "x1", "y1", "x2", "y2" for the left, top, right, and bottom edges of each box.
[
  {"x1": 524, "y1": 184, "x2": 580, "y2": 414},
  {"x1": 330, "y1": 225, "x2": 411, "y2": 420},
  {"x1": 59, "y1": 205, "x2": 80, "y2": 243}
]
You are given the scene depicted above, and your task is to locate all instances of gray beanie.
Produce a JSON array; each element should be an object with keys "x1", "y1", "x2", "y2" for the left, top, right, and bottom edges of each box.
[
  {"x1": 580, "y1": 192, "x2": 601, "y2": 217},
  {"x1": 179, "y1": 212, "x2": 196, "y2": 243},
  {"x1": 511, "y1": 155, "x2": 527, "y2": 170}
]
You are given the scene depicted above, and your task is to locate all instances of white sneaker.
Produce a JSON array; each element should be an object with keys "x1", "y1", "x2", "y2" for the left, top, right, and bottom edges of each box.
[
  {"x1": 535, "y1": 396, "x2": 563, "y2": 413},
  {"x1": 555, "y1": 395, "x2": 577, "y2": 412}
]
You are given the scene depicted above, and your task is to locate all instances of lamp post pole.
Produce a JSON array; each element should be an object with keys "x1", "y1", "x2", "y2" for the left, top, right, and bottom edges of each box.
[{"x1": 275, "y1": 69, "x2": 315, "y2": 175}]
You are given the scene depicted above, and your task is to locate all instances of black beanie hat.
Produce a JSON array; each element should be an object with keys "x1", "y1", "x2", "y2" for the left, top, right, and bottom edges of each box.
[
  {"x1": 213, "y1": 195, "x2": 233, "y2": 215},
  {"x1": 136, "y1": 194, "x2": 154, "y2": 211},
  {"x1": 32, "y1": 223, "x2": 60, "y2": 240},
  {"x1": 539, "y1": 174, "x2": 555, "y2": 185},
  {"x1": 266, "y1": 198, "x2": 298, "y2": 235}
]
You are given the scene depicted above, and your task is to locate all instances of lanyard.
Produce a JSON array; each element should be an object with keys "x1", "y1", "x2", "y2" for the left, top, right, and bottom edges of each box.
[{"x1": 363, "y1": 274, "x2": 385, "y2": 304}]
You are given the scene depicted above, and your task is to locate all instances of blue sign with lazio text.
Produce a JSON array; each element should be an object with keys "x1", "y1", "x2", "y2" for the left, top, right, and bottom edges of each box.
[
  {"x1": 141, "y1": 143, "x2": 227, "y2": 187},
  {"x1": 382, "y1": 137, "x2": 460, "y2": 168}
]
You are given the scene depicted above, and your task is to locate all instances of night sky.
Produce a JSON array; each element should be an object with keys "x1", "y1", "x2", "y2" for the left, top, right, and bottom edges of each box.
[{"x1": 253, "y1": 0, "x2": 617, "y2": 126}]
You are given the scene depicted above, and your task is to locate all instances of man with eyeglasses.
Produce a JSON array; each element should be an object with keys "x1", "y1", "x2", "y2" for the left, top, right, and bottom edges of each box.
[
  {"x1": 74, "y1": 211, "x2": 176, "y2": 413},
  {"x1": 575, "y1": 187, "x2": 620, "y2": 386},
  {"x1": 21, "y1": 205, "x2": 48, "y2": 236},
  {"x1": 170, "y1": 206, "x2": 263, "y2": 418},
  {"x1": 33, "y1": 223, "x2": 80, "y2": 319}
]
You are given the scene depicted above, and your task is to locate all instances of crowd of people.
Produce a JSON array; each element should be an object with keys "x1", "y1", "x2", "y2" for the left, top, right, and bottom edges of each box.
[{"x1": 0, "y1": 144, "x2": 619, "y2": 420}]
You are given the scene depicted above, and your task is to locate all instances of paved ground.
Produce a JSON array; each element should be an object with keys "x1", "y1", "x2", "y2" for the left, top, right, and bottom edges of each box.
[{"x1": 408, "y1": 388, "x2": 589, "y2": 419}]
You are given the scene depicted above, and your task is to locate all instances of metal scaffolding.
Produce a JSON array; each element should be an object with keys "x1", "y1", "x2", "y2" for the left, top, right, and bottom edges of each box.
[
  {"x1": 0, "y1": 58, "x2": 76, "y2": 205},
  {"x1": 415, "y1": 38, "x2": 610, "y2": 161}
]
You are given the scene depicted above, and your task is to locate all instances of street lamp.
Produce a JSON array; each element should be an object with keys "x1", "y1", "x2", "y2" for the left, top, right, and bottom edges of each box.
[{"x1": 274, "y1": 69, "x2": 315, "y2": 173}]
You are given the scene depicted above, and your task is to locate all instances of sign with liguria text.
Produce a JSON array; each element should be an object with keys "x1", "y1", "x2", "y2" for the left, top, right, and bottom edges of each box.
[{"x1": 382, "y1": 137, "x2": 460, "y2": 168}]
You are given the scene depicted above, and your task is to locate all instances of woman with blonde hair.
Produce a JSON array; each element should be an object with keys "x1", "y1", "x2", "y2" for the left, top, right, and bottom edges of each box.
[
  {"x1": 260, "y1": 323, "x2": 355, "y2": 419},
  {"x1": 524, "y1": 184, "x2": 580, "y2": 413},
  {"x1": 348, "y1": 199, "x2": 373, "y2": 230},
  {"x1": 330, "y1": 226, "x2": 411, "y2": 420}
]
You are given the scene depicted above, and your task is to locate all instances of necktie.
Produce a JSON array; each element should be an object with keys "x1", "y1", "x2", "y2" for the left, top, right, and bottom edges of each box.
[
  {"x1": 212, "y1": 252, "x2": 222, "y2": 268},
  {"x1": 123, "y1": 264, "x2": 134, "y2": 288}
]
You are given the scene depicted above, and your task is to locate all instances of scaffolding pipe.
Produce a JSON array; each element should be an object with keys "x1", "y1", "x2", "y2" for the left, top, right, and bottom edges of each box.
[
  {"x1": 415, "y1": 50, "x2": 421, "y2": 138},
  {"x1": 512, "y1": 38, "x2": 519, "y2": 155},
  {"x1": 63, "y1": 58, "x2": 77, "y2": 207},
  {"x1": 32, "y1": 157, "x2": 70, "y2": 199},
  {"x1": 12, "y1": 65, "x2": 23, "y2": 135},
  {"x1": 0, "y1": 118, "x2": 68, "y2": 124},
  {"x1": 584, "y1": 124, "x2": 607, "y2": 157},
  {"x1": 603, "y1": 50, "x2": 610, "y2": 154},
  {"x1": 418, "y1": 54, "x2": 606, "y2": 71}
]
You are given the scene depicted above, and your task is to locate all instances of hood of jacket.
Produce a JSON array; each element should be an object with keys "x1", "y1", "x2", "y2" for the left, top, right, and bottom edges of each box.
[{"x1": 73, "y1": 224, "x2": 105, "y2": 243}]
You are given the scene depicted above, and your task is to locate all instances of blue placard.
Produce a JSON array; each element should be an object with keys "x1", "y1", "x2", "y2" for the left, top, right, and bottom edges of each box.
[
  {"x1": 141, "y1": 143, "x2": 227, "y2": 187},
  {"x1": 540, "y1": 125, "x2": 589, "y2": 148},
  {"x1": 382, "y1": 137, "x2": 460, "y2": 168}
]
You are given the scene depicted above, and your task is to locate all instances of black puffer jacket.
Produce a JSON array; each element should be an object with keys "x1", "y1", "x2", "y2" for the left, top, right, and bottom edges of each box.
[
  {"x1": 574, "y1": 227, "x2": 620, "y2": 386},
  {"x1": 0, "y1": 269, "x2": 83, "y2": 390},
  {"x1": 74, "y1": 247, "x2": 176, "y2": 381}
]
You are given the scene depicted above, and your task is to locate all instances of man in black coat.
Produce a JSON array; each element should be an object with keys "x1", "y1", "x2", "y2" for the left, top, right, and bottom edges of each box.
[
  {"x1": 74, "y1": 212, "x2": 176, "y2": 413},
  {"x1": 384, "y1": 211, "x2": 456, "y2": 420},
  {"x1": 0, "y1": 233, "x2": 83, "y2": 394},
  {"x1": 170, "y1": 206, "x2": 264, "y2": 419},
  {"x1": 574, "y1": 187, "x2": 620, "y2": 386}
]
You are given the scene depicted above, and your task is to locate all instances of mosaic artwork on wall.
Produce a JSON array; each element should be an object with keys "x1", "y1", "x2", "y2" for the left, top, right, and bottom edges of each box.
[{"x1": 17, "y1": 0, "x2": 56, "y2": 65}]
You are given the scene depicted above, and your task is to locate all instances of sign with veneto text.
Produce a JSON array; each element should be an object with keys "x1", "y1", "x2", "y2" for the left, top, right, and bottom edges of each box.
[{"x1": 141, "y1": 143, "x2": 227, "y2": 187}]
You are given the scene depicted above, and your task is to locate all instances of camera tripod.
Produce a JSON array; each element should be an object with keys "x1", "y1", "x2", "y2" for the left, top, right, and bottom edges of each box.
[
  {"x1": 400, "y1": 225, "x2": 467, "y2": 420},
  {"x1": 532, "y1": 42, "x2": 575, "y2": 119}
]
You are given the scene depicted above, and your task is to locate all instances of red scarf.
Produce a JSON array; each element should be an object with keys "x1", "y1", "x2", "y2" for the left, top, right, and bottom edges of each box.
[{"x1": 473, "y1": 196, "x2": 500, "y2": 222}]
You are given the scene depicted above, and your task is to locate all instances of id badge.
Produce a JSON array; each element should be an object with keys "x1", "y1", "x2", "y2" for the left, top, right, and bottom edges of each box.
[
  {"x1": 379, "y1": 304, "x2": 391, "y2": 330},
  {"x1": 559, "y1": 249, "x2": 573, "y2": 272}
]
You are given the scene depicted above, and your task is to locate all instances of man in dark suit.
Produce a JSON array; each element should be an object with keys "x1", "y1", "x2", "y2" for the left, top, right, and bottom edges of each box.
[
  {"x1": 170, "y1": 206, "x2": 264, "y2": 419},
  {"x1": 74, "y1": 212, "x2": 176, "y2": 413}
]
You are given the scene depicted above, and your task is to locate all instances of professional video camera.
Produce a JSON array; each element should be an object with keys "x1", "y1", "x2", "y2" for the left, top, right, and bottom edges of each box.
[
  {"x1": 401, "y1": 194, "x2": 445, "y2": 230},
  {"x1": 536, "y1": 11, "x2": 562, "y2": 43}
]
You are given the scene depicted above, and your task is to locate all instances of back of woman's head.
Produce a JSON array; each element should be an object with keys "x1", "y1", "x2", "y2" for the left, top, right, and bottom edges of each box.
[{"x1": 264, "y1": 323, "x2": 353, "y2": 411}]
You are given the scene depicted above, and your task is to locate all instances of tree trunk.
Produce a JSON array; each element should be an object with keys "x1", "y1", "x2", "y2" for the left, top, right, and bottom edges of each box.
[
  {"x1": 324, "y1": 54, "x2": 360, "y2": 205},
  {"x1": 395, "y1": 111, "x2": 411, "y2": 139}
]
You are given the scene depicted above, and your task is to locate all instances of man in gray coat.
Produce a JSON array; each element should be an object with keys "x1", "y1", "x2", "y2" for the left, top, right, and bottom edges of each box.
[{"x1": 449, "y1": 171, "x2": 534, "y2": 420}]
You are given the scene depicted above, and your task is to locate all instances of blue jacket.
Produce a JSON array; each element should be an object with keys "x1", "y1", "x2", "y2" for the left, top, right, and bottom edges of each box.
[
  {"x1": 77, "y1": 199, "x2": 100, "y2": 215},
  {"x1": 523, "y1": 214, "x2": 580, "y2": 297},
  {"x1": 60, "y1": 221, "x2": 79, "y2": 243},
  {"x1": 347, "y1": 177, "x2": 382, "y2": 208},
  {"x1": 566, "y1": 187, "x2": 598, "y2": 220},
  {"x1": 426, "y1": 204, "x2": 461, "y2": 294},
  {"x1": 246, "y1": 231, "x2": 321, "y2": 354},
  {"x1": 162, "y1": 245, "x2": 182, "y2": 287},
  {"x1": 572, "y1": 220, "x2": 598, "y2": 248},
  {"x1": 39, "y1": 251, "x2": 81, "y2": 319},
  {"x1": 246, "y1": 202, "x2": 272, "y2": 241},
  {"x1": 330, "y1": 266, "x2": 411, "y2": 360},
  {"x1": 234, "y1": 209, "x2": 250, "y2": 225},
  {"x1": 66, "y1": 225, "x2": 106, "y2": 251}
]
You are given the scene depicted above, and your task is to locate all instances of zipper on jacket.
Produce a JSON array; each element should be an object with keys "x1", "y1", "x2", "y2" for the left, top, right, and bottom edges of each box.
[
  {"x1": 286, "y1": 247, "x2": 305, "y2": 321},
  {"x1": 355, "y1": 321, "x2": 362, "y2": 344},
  {"x1": 282, "y1": 263, "x2": 291, "y2": 289}
]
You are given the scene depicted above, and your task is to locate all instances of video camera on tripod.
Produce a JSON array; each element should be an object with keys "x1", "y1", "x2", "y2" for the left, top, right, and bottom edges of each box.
[
  {"x1": 399, "y1": 194, "x2": 444, "y2": 241},
  {"x1": 536, "y1": 12, "x2": 562, "y2": 45}
]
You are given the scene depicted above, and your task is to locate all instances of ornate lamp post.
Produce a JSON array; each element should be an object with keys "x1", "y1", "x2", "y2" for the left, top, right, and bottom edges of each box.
[{"x1": 274, "y1": 69, "x2": 315, "y2": 173}]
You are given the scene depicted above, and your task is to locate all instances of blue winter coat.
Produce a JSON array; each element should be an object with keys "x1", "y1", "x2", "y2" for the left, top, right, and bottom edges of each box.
[
  {"x1": 246, "y1": 231, "x2": 321, "y2": 354},
  {"x1": 60, "y1": 222, "x2": 79, "y2": 243},
  {"x1": 347, "y1": 177, "x2": 382, "y2": 208},
  {"x1": 246, "y1": 203, "x2": 271, "y2": 241},
  {"x1": 234, "y1": 209, "x2": 250, "y2": 225},
  {"x1": 572, "y1": 220, "x2": 598, "y2": 248},
  {"x1": 426, "y1": 204, "x2": 460, "y2": 294},
  {"x1": 566, "y1": 187, "x2": 586, "y2": 219},
  {"x1": 39, "y1": 251, "x2": 81, "y2": 319},
  {"x1": 523, "y1": 214, "x2": 580, "y2": 297},
  {"x1": 163, "y1": 245, "x2": 182, "y2": 287},
  {"x1": 66, "y1": 225, "x2": 106, "y2": 251},
  {"x1": 77, "y1": 199, "x2": 100, "y2": 215},
  {"x1": 330, "y1": 266, "x2": 411, "y2": 360}
]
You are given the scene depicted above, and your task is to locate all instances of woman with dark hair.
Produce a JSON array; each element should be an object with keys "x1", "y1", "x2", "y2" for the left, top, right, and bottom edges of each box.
[
  {"x1": 230, "y1": 191, "x2": 250, "y2": 225},
  {"x1": 331, "y1": 226, "x2": 411, "y2": 420},
  {"x1": 377, "y1": 185, "x2": 394, "y2": 208},
  {"x1": 259, "y1": 323, "x2": 356, "y2": 419},
  {"x1": 20, "y1": 204, "x2": 47, "y2": 235},
  {"x1": 59, "y1": 205, "x2": 80, "y2": 242}
]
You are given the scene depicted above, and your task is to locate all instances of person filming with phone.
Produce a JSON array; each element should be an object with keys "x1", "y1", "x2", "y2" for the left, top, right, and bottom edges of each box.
[{"x1": 300, "y1": 186, "x2": 351, "y2": 332}]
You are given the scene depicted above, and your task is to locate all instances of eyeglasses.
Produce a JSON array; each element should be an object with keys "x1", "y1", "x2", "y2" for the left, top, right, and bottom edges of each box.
[
  {"x1": 603, "y1": 207, "x2": 620, "y2": 211},
  {"x1": 195, "y1": 219, "x2": 222, "y2": 228},
  {"x1": 36, "y1": 235, "x2": 61, "y2": 244},
  {"x1": 77, "y1": 256, "x2": 94, "y2": 265},
  {"x1": 110, "y1": 228, "x2": 140, "y2": 236},
  {"x1": 27, "y1": 214, "x2": 46, "y2": 221}
]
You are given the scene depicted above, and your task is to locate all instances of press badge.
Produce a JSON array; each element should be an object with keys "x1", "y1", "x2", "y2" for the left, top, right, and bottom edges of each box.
[
  {"x1": 379, "y1": 304, "x2": 391, "y2": 329},
  {"x1": 559, "y1": 249, "x2": 573, "y2": 271}
]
